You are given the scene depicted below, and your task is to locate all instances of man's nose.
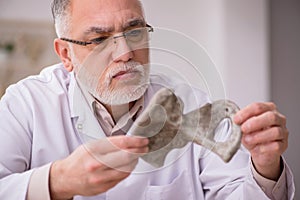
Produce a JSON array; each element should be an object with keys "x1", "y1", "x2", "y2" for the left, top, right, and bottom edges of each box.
[{"x1": 112, "y1": 36, "x2": 134, "y2": 62}]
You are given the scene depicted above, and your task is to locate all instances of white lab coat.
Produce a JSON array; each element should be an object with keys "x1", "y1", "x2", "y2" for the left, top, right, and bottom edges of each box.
[{"x1": 0, "y1": 63, "x2": 295, "y2": 200}]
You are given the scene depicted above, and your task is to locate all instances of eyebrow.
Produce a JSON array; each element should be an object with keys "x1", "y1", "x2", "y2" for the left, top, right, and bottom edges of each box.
[
  {"x1": 83, "y1": 26, "x2": 114, "y2": 36},
  {"x1": 82, "y1": 18, "x2": 145, "y2": 36},
  {"x1": 122, "y1": 18, "x2": 146, "y2": 30}
]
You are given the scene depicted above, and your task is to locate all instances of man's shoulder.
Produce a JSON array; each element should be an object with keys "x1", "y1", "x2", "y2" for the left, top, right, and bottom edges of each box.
[
  {"x1": 1, "y1": 63, "x2": 72, "y2": 107},
  {"x1": 6, "y1": 63, "x2": 71, "y2": 95},
  {"x1": 25, "y1": 63, "x2": 70, "y2": 86}
]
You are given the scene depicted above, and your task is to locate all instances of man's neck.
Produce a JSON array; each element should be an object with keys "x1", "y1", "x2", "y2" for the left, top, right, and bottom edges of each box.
[{"x1": 104, "y1": 101, "x2": 135, "y2": 123}]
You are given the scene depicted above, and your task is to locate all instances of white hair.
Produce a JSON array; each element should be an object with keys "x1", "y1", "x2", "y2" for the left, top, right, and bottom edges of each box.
[{"x1": 51, "y1": 0, "x2": 144, "y2": 38}]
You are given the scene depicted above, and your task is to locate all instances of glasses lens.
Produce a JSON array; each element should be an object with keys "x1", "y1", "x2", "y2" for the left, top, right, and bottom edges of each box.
[
  {"x1": 93, "y1": 27, "x2": 152, "y2": 52},
  {"x1": 126, "y1": 27, "x2": 150, "y2": 43},
  {"x1": 92, "y1": 37, "x2": 112, "y2": 52}
]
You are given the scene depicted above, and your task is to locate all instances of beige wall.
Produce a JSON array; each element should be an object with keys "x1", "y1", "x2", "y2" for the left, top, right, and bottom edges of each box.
[
  {"x1": 0, "y1": 1, "x2": 57, "y2": 96},
  {"x1": 142, "y1": 0, "x2": 270, "y2": 107},
  {"x1": 0, "y1": 0, "x2": 52, "y2": 22}
]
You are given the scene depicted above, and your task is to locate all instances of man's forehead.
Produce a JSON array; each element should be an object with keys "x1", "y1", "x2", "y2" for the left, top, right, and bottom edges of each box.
[
  {"x1": 70, "y1": 0, "x2": 144, "y2": 30},
  {"x1": 83, "y1": 17, "x2": 145, "y2": 35}
]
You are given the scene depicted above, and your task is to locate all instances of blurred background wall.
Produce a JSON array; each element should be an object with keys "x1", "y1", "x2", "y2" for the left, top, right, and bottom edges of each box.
[
  {"x1": 0, "y1": 0, "x2": 58, "y2": 96},
  {"x1": 271, "y1": 0, "x2": 300, "y2": 197},
  {"x1": 0, "y1": 0, "x2": 299, "y2": 198}
]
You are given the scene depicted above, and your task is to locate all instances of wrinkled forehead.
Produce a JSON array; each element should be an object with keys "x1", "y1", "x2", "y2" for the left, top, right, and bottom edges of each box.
[
  {"x1": 81, "y1": 11, "x2": 145, "y2": 31},
  {"x1": 70, "y1": 0, "x2": 145, "y2": 33}
]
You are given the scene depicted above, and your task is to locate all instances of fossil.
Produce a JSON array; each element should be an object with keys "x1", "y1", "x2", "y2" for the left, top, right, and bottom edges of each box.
[{"x1": 130, "y1": 88, "x2": 242, "y2": 167}]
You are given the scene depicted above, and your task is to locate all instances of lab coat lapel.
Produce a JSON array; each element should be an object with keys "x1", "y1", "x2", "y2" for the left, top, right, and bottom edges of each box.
[{"x1": 70, "y1": 75, "x2": 106, "y2": 141}]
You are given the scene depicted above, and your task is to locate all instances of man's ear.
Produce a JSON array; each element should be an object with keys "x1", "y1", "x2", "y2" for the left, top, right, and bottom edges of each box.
[{"x1": 54, "y1": 38, "x2": 74, "y2": 72}]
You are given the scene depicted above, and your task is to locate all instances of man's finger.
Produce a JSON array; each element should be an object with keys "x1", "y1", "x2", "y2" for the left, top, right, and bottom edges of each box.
[
  {"x1": 109, "y1": 136, "x2": 149, "y2": 149},
  {"x1": 92, "y1": 146, "x2": 148, "y2": 170},
  {"x1": 242, "y1": 126, "x2": 286, "y2": 146},
  {"x1": 86, "y1": 136, "x2": 149, "y2": 154},
  {"x1": 241, "y1": 111, "x2": 286, "y2": 134},
  {"x1": 234, "y1": 102, "x2": 276, "y2": 125}
]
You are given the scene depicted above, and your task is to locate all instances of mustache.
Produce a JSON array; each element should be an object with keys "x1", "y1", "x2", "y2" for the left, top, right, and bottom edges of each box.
[{"x1": 107, "y1": 61, "x2": 144, "y2": 79}]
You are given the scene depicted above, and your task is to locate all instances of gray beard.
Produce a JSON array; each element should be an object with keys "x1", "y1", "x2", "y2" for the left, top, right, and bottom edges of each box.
[{"x1": 72, "y1": 54, "x2": 150, "y2": 105}]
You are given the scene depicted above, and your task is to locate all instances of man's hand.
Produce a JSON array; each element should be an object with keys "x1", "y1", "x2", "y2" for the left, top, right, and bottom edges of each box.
[
  {"x1": 49, "y1": 136, "x2": 149, "y2": 199},
  {"x1": 234, "y1": 102, "x2": 288, "y2": 180}
]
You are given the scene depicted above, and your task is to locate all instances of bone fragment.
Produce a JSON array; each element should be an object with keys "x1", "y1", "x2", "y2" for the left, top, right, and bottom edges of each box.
[{"x1": 130, "y1": 88, "x2": 242, "y2": 167}]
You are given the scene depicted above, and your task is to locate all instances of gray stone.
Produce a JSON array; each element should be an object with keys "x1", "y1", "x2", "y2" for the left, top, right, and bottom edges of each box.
[{"x1": 130, "y1": 88, "x2": 242, "y2": 167}]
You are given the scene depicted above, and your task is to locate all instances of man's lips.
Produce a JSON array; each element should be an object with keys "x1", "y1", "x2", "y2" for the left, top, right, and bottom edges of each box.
[
  {"x1": 113, "y1": 71, "x2": 128, "y2": 77},
  {"x1": 112, "y1": 70, "x2": 137, "y2": 79}
]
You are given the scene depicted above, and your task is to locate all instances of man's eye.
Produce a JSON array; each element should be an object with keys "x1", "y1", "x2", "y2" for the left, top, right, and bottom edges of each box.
[
  {"x1": 90, "y1": 36, "x2": 109, "y2": 44},
  {"x1": 127, "y1": 29, "x2": 142, "y2": 37}
]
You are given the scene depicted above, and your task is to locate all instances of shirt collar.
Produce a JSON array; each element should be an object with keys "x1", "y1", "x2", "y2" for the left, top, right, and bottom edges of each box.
[
  {"x1": 93, "y1": 94, "x2": 144, "y2": 136},
  {"x1": 112, "y1": 97, "x2": 144, "y2": 132}
]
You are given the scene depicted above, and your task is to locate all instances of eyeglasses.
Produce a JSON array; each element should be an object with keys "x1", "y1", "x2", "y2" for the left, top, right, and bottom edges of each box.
[{"x1": 60, "y1": 24, "x2": 154, "y2": 51}]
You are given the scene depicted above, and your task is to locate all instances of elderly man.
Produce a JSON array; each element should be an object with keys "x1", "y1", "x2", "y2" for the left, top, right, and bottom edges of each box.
[{"x1": 0, "y1": 0, "x2": 295, "y2": 199}]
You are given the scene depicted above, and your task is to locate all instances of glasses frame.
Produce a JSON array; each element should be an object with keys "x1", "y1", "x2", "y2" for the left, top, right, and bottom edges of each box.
[{"x1": 60, "y1": 24, "x2": 154, "y2": 46}]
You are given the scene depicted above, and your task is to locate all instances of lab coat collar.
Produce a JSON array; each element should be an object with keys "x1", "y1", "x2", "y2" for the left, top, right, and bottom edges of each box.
[{"x1": 68, "y1": 72, "x2": 106, "y2": 140}]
